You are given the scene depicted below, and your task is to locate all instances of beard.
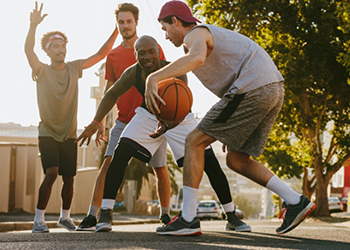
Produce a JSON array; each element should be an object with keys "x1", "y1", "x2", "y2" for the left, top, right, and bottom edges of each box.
[{"x1": 121, "y1": 30, "x2": 137, "y2": 40}]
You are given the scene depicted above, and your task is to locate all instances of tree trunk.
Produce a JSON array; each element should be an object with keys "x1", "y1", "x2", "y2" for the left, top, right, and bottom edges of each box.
[{"x1": 313, "y1": 160, "x2": 330, "y2": 217}]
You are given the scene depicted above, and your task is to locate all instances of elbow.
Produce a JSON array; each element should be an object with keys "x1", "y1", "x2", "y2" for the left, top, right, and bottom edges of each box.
[{"x1": 193, "y1": 55, "x2": 206, "y2": 68}]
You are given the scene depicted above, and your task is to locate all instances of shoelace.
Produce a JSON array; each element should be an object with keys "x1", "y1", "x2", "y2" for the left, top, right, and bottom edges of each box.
[{"x1": 166, "y1": 215, "x2": 179, "y2": 225}]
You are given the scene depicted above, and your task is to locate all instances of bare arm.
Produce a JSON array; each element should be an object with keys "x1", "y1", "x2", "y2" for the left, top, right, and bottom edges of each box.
[
  {"x1": 144, "y1": 28, "x2": 211, "y2": 115},
  {"x1": 82, "y1": 27, "x2": 119, "y2": 69},
  {"x1": 75, "y1": 66, "x2": 136, "y2": 146},
  {"x1": 94, "y1": 79, "x2": 117, "y2": 146},
  {"x1": 24, "y1": 2, "x2": 47, "y2": 76}
]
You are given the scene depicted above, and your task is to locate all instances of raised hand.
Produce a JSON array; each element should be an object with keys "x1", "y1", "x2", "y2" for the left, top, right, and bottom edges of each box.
[
  {"x1": 74, "y1": 122, "x2": 99, "y2": 147},
  {"x1": 30, "y1": 1, "x2": 48, "y2": 26},
  {"x1": 145, "y1": 74, "x2": 164, "y2": 116}
]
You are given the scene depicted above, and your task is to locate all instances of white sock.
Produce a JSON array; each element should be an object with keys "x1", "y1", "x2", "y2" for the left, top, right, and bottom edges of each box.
[
  {"x1": 60, "y1": 208, "x2": 70, "y2": 220},
  {"x1": 160, "y1": 207, "x2": 170, "y2": 216},
  {"x1": 182, "y1": 186, "x2": 198, "y2": 222},
  {"x1": 101, "y1": 199, "x2": 115, "y2": 210},
  {"x1": 266, "y1": 175, "x2": 301, "y2": 205},
  {"x1": 34, "y1": 208, "x2": 45, "y2": 222},
  {"x1": 88, "y1": 205, "x2": 99, "y2": 217},
  {"x1": 222, "y1": 202, "x2": 235, "y2": 213}
]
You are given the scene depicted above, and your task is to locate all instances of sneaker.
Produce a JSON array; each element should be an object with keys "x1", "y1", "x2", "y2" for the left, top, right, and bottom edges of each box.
[
  {"x1": 276, "y1": 195, "x2": 316, "y2": 234},
  {"x1": 57, "y1": 218, "x2": 77, "y2": 231},
  {"x1": 160, "y1": 214, "x2": 171, "y2": 225},
  {"x1": 95, "y1": 209, "x2": 112, "y2": 232},
  {"x1": 76, "y1": 214, "x2": 97, "y2": 231},
  {"x1": 225, "y1": 211, "x2": 252, "y2": 232},
  {"x1": 32, "y1": 221, "x2": 49, "y2": 233},
  {"x1": 156, "y1": 215, "x2": 202, "y2": 236}
]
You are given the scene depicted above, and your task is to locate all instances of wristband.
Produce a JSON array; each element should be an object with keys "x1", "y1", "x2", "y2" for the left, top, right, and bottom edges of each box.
[{"x1": 92, "y1": 120, "x2": 100, "y2": 126}]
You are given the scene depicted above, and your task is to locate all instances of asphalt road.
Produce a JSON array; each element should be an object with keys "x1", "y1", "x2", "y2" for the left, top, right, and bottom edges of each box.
[{"x1": 0, "y1": 218, "x2": 349, "y2": 250}]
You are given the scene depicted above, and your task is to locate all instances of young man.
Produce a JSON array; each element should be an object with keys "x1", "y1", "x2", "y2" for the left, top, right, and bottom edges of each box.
[
  {"x1": 144, "y1": 0, "x2": 316, "y2": 235},
  {"x1": 76, "y1": 35, "x2": 251, "y2": 234},
  {"x1": 76, "y1": 2, "x2": 171, "y2": 231},
  {"x1": 24, "y1": 2, "x2": 118, "y2": 233}
]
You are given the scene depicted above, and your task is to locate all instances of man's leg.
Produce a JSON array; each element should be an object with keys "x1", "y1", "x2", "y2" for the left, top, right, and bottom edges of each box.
[
  {"x1": 57, "y1": 175, "x2": 77, "y2": 231},
  {"x1": 77, "y1": 120, "x2": 126, "y2": 231},
  {"x1": 97, "y1": 139, "x2": 151, "y2": 232},
  {"x1": 153, "y1": 166, "x2": 171, "y2": 224},
  {"x1": 32, "y1": 167, "x2": 58, "y2": 233},
  {"x1": 203, "y1": 148, "x2": 251, "y2": 232},
  {"x1": 77, "y1": 156, "x2": 112, "y2": 231},
  {"x1": 226, "y1": 150, "x2": 315, "y2": 234}
]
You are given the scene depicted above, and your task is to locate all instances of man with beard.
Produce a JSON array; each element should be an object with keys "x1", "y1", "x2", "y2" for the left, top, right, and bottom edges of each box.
[
  {"x1": 75, "y1": 35, "x2": 251, "y2": 234},
  {"x1": 76, "y1": 3, "x2": 170, "y2": 231},
  {"x1": 24, "y1": 2, "x2": 118, "y2": 233}
]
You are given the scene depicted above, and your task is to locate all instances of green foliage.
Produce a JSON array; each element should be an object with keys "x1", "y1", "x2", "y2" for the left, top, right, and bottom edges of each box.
[{"x1": 165, "y1": 149, "x2": 183, "y2": 196}]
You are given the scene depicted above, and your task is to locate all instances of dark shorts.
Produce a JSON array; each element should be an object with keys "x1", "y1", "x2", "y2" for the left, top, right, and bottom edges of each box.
[{"x1": 38, "y1": 137, "x2": 77, "y2": 176}]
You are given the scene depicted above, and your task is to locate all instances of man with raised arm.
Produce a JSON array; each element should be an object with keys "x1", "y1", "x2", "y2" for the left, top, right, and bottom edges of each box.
[{"x1": 25, "y1": 1, "x2": 118, "y2": 233}]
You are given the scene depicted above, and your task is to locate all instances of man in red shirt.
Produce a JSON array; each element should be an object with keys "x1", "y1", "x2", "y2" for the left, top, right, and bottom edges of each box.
[{"x1": 77, "y1": 3, "x2": 169, "y2": 231}]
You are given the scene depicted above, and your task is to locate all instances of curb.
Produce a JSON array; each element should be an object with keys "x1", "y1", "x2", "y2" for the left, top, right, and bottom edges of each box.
[{"x1": 0, "y1": 219, "x2": 160, "y2": 233}]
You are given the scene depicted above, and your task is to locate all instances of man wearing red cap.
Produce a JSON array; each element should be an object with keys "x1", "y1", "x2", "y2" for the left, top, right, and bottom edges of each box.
[
  {"x1": 145, "y1": 0, "x2": 315, "y2": 236},
  {"x1": 25, "y1": 2, "x2": 118, "y2": 233}
]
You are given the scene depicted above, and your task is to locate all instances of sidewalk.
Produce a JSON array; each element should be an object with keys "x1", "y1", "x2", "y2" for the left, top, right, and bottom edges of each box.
[{"x1": 0, "y1": 210, "x2": 159, "y2": 233}]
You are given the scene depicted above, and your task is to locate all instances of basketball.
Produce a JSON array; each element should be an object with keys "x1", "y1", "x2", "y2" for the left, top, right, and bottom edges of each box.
[{"x1": 156, "y1": 77, "x2": 193, "y2": 122}]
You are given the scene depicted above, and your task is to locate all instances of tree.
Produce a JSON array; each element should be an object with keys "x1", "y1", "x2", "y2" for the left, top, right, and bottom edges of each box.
[{"x1": 188, "y1": 0, "x2": 350, "y2": 216}]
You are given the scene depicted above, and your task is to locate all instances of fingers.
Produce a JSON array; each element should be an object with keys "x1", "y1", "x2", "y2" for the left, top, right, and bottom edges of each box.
[
  {"x1": 35, "y1": 1, "x2": 38, "y2": 10},
  {"x1": 39, "y1": 2, "x2": 43, "y2": 12}
]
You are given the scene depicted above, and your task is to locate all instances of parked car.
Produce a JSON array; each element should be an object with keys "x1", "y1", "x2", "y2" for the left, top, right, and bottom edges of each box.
[
  {"x1": 234, "y1": 208, "x2": 245, "y2": 219},
  {"x1": 328, "y1": 197, "x2": 342, "y2": 212},
  {"x1": 197, "y1": 200, "x2": 224, "y2": 220}
]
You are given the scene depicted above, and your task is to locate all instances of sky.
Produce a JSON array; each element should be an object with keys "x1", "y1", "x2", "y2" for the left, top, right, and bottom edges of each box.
[{"x1": 0, "y1": 0, "x2": 219, "y2": 129}]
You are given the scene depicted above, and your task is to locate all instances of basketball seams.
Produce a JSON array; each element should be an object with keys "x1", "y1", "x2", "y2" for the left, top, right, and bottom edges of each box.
[{"x1": 157, "y1": 77, "x2": 192, "y2": 122}]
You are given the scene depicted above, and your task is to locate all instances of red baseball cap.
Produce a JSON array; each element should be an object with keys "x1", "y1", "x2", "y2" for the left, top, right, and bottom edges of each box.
[{"x1": 158, "y1": 0, "x2": 201, "y2": 23}]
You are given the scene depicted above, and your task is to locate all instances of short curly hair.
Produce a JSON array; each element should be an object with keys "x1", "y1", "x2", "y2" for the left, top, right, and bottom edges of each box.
[
  {"x1": 40, "y1": 31, "x2": 68, "y2": 51},
  {"x1": 115, "y1": 3, "x2": 139, "y2": 22}
]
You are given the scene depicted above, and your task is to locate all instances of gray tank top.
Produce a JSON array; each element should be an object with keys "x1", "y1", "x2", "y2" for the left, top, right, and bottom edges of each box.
[{"x1": 189, "y1": 24, "x2": 284, "y2": 98}]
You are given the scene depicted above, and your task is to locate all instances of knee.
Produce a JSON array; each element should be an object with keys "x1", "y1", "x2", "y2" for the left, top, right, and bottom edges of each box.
[
  {"x1": 185, "y1": 129, "x2": 209, "y2": 150},
  {"x1": 226, "y1": 152, "x2": 251, "y2": 173},
  {"x1": 44, "y1": 169, "x2": 58, "y2": 183},
  {"x1": 62, "y1": 176, "x2": 74, "y2": 187}
]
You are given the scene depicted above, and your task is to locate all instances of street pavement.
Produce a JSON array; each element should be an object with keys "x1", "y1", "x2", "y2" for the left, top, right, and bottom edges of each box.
[{"x1": 0, "y1": 211, "x2": 349, "y2": 249}]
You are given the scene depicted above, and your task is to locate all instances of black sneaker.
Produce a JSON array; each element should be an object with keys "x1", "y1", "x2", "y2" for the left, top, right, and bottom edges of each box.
[
  {"x1": 160, "y1": 214, "x2": 171, "y2": 225},
  {"x1": 95, "y1": 209, "x2": 113, "y2": 232},
  {"x1": 76, "y1": 214, "x2": 97, "y2": 231},
  {"x1": 276, "y1": 195, "x2": 316, "y2": 234},
  {"x1": 225, "y1": 211, "x2": 252, "y2": 232},
  {"x1": 156, "y1": 215, "x2": 202, "y2": 236}
]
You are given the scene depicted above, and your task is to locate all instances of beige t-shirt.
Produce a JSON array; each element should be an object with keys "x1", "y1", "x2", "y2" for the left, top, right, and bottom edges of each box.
[{"x1": 34, "y1": 60, "x2": 83, "y2": 142}]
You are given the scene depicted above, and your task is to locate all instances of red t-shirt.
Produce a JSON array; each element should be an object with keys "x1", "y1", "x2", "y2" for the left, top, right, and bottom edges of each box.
[{"x1": 105, "y1": 43, "x2": 166, "y2": 123}]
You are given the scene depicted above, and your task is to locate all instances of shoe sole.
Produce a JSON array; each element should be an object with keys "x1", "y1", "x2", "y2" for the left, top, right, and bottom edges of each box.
[
  {"x1": 277, "y1": 202, "x2": 316, "y2": 235},
  {"x1": 95, "y1": 224, "x2": 112, "y2": 232},
  {"x1": 57, "y1": 223, "x2": 76, "y2": 231},
  {"x1": 225, "y1": 224, "x2": 252, "y2": 232},
  {"x1": 32, "y1": 230, "x2": 49, "y2": 233},
  {"x1": 156, "y1": 228, "x2": 202, "y2": 236},
  {"x1": 76, "y1": 226, "x2": 96, "y2": 231}
]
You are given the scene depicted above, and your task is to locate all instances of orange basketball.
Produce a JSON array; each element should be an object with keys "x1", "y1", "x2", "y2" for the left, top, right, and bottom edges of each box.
[{"x1": 156, "y1": 77, "x2": 193, "y2": 122}]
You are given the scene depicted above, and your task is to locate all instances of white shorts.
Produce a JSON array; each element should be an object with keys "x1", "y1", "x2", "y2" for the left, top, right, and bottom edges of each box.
[
  {"x1": 105, "y1": 118, "x2": 167, "y2": 168},
  {"x1": 121, "y1": 107, "x2": 208, "y2": 165}
]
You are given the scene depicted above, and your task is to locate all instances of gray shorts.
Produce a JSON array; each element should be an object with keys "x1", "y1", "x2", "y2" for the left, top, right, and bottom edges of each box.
[
  {"x1": 197, "y1": 82, "x2": 284, "y2": 157},
  {"x1": 105, "y1": 118, "x2": 167, "y2": 167}
]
